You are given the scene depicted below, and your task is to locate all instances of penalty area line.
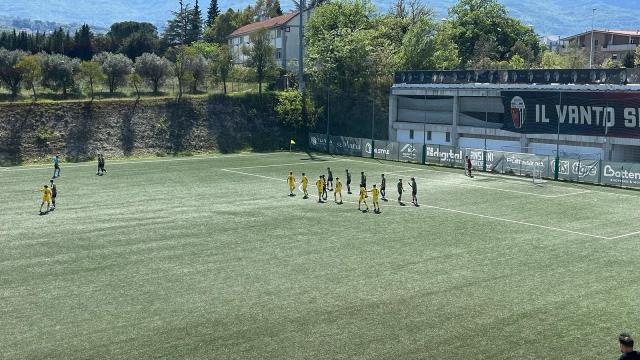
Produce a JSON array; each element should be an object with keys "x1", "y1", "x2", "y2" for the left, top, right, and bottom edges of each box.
[
  {"x1": 224, "y1": 167, "x2": 609, "y2": 240},
  {"x1": 0, "y1": 152, "x2": 292, "y2": 172},
  {"x1": 607, "y1": 230, "x2": 640, "y2": 240}
]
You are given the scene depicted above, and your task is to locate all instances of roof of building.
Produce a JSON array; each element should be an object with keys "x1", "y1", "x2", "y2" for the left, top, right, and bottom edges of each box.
[
  {"x1": 561, "y1": 29, "x2": 640, "y2": 41},
  {"x1": 230, "y1": 12, "x2": 299, "y2": 37}
]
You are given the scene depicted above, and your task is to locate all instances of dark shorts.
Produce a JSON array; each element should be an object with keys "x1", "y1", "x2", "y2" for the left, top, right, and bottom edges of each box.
[{"x1": 54, "y1": 164, "x2": 60, "y2": 169}]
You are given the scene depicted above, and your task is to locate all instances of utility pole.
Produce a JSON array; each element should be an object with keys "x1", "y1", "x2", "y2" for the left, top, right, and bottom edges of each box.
[
  {"x1": 296, "y1": 0, "x2": 307, "y2": 91},
  {"x1": 590, "y1": 8, "x2": 596, "y2": 69}
]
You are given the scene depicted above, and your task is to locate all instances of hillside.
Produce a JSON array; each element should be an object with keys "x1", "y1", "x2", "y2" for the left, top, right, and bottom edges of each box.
[{"x1": 1, "y1": 0, "x2": 639, "y2": 36}]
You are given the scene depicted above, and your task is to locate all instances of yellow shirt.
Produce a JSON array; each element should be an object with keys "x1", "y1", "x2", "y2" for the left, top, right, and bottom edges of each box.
[
  {"x1": 301, "y1": 176, "x2": 308, "y2": 187},
  {"x1": 359, "y1": 187, "x2": 366, "y2": 199},
  {"x1": 287, "y1": 175, "x2": 295, "y2": 186},
  {"x1": 40, "y1": 187, "x2": 52, "y2": 200},
  {"x1": 371, "y1": 188, "x2": 380, "y2": 200},
  {"x1": 335, "y1": 180, "x2": 342, "y2": 192},
  {"x1": 316, "y1": 179, "x2": 323, "y2": 191}
]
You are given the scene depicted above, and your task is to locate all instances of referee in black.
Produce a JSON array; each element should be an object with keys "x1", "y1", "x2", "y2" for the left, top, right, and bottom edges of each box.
[{"x1": 346, "y1": 169, "x2": 352, "y2": 194}]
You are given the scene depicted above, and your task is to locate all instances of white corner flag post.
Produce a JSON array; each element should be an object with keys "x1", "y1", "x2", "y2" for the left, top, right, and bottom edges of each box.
[{"x1": 290, "y1": 139, "x2": 296, "y2": 152}]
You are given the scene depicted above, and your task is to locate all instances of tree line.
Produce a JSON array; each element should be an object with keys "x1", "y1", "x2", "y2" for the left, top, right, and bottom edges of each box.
[{"x1": 2, "y1": 0, "x2": 640, "y2": 105}]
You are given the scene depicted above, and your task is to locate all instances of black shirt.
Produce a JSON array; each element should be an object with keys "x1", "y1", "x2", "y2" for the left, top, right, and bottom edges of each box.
[
  {"x1": 381, "y1": 178, "x2": 386, "y2": 189},
  {"x1": 397, "y1": 182, "x2": 403, "y2": 192},
  {"x1": 360, "y1": 174, "x2": 366, "y2": 186},
  {"x1": 411, "y1": 181, "x2": 417, "y2": 194},
  {"x1": 620, "y1": 351, "x2": 640, "y2": 360},
  {"x1": 346, "y1": 173, "x2": 351, "y2": 184},
  {"x1": 327, "y1": 170, "x2": 333, "y2": 180}
]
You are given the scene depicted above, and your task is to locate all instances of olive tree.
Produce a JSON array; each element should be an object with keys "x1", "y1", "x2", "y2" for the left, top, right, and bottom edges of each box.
[
  {"x1": 94, "y1": 52, "x2": 133, "y2": 93},
  {"x1": 134, "y1": 53, "x2": 172, "y2": 94},
  {"x1": 40, "y1": 53, "x2": 80, "y2": 97},
  {"x1": 0, "y1": 48, "x2": 27, "y2": 98}
]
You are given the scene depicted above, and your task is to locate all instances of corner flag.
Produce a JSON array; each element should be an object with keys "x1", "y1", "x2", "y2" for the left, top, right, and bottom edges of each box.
[{"x1": 290, "y1": 139, "x2": 296, "y2": 145}]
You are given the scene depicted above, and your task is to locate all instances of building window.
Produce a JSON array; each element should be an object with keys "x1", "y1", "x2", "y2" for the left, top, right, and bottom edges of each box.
[
  {"x1": 445, "y1": 132, "x2": 451, "y2": 142},
  {"x1": 427, "y1": 131, "x2": 432, "y2": 141},
  {"x1": 595, "y1": 39, "x2": 599, "y2": 46},
  {"x1": 612, "y1": 54, "x2": 618, "y2": 60},
  {"x1": 631, "y1": 38, "x2": 636, "y2": 44},
  {"x1": 409, "y1": 130, "x2": 414, "y2": 139},
  {"x1": 276, "y1": 49, "x2": 282, "y2": 59}
]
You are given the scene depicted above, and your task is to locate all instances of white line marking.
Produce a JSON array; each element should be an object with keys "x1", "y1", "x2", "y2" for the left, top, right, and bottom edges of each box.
[
  {"x1": 225, "y1": 159, "x2": 347, "y2": 170},
  {"x1": 607, "y1": 230, "x2": 640, "y2": 240},
  {"x1": 224, "y1": 167, "x2": 609, "y2": 240},
  {"x1": 0, "y1": 152, "x2": 291, "y2": 172},
  {"x1": 548, "y1": 190, "x2": 592, "y2": 198},
  {"x1": 306, "y1": 153, "x2": 640, "y2": 200},
  {"x1": 221, "y1": 168, "x2": 287, "y2": 182},
  {"x1": 385, "y1": 171, "x2": 588, "y2": 199}
]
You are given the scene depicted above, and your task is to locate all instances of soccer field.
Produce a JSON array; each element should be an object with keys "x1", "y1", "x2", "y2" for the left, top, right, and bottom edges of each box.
[{"x1": 1, "y1": 151, "x2": 639, "y2": 359}]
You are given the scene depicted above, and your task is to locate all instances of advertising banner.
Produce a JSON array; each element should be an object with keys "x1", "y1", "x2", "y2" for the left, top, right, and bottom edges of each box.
[
  {"x1": 309, "y1": 133, "x2": 328, "y2": 151},
  {"x1": 551, "y1": 158, "x2": 600, "y2": 183},
  {"x1": 501, "y1": 91, "x2": 640, "y2": 138},
  {"x1": 600, "y1": 162, "x2": 640, "y2": 187},
  {"x1": 425, "y1": 144, "x2": 465, "y2": 166},
  {"x1": 489, "y1": 152, "x2": 549, "y2": 177},
  {"x1": 330, "y1": 136, "x2": 362, "y2": 156},
  {"x1": 362, "y1": 140, "x2": 399, "y2": 160},
  {"x1": 463, "y1": 148, "x2": 495, "y2": 170},
  {"x1": 398, "y1": 143, "x2": 423, "y2": 163}
]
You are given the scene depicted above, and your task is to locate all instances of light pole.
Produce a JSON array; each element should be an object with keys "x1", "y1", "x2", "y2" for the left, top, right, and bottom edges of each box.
[
  {"x1": 589, "y1": 8, "x2": 596, "y2": 69},
  {"x1": 483, "y1": 91, "x2": 488, "y2": 171},
  {"x1": 554, "y1": 92, "x2": 562, "y2": 180},
  {"x1": 294, "y1": 0, "x2": 306, "y2": 91}
]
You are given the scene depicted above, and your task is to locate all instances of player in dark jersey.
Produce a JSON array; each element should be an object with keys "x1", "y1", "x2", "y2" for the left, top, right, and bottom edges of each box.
[
  {"x1": 465, "y1": 156, "x2": 473, "y2": 177},
  {"x1": 321, "y1": 175, "x2": 328, "y2": 200},
  {"x1": 49, "y1": 179, "x2": 57, "y2": 210},
  {"x1": 619, "y1": 334, "x2": 640, "y2": 360},
  {"x1": 380, "y1": 174, "x2": 386, "y2": 201},
  {"x1": 409, "y1": 177, "x2": 418, "y2": 206},
  {"x1": 360, "y1": 172, "x2": 367, "y2": 197},
  {"x1": 397, "y1": 178, "x2": 403, "y2": 204},
  {"x1": 326, "y1": 167, "x2": 334, "y2": 191},
  {"x1": 346, "y1": 169, "x2": 352, "y2": 194}
]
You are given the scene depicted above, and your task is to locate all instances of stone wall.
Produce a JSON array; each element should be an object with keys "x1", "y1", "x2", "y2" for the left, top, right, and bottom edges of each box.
[{"x1": 0, "y1": 94, "x2": 292, "y2": 165}]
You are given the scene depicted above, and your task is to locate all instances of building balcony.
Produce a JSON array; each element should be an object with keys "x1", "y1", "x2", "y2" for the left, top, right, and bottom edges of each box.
[{"x1": 601, "y1": 44, "x2": 637, "y2": 52}]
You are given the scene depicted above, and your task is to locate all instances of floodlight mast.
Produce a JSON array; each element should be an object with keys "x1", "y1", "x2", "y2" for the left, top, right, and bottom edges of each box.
[{"x1": 293, "y1": 0, "x2": 307, "y2": 91}]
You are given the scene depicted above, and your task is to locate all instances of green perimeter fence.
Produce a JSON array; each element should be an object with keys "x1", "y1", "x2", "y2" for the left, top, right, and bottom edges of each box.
[{"x1": 309, "y1": 133, "x2": 640, "y2": 189}]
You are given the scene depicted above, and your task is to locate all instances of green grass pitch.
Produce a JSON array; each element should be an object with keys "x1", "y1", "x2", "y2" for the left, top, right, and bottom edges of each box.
[{"x1": 1, "y1": 152, "x2": 639, "y2": 359}]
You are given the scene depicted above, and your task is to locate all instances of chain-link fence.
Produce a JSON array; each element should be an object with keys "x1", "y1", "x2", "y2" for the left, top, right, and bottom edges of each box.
[{"x1": 309, "y1": 132, "x2": 640, "y2": 189}]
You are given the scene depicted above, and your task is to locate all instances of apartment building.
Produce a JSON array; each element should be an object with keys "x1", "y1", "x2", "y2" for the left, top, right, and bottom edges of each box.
[{"x1": 560, "y1": 29, "x2": 640, "y2": 65}]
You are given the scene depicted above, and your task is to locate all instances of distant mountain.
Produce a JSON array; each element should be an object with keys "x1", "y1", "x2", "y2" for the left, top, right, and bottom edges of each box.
[{"x1": 1, "y1": 0, "x2": 639, "y2": 36}]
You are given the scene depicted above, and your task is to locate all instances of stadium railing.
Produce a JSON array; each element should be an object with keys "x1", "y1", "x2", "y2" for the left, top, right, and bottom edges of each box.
[{"x1": 308, "y1": 133, "x2": 640, "y2": 189}]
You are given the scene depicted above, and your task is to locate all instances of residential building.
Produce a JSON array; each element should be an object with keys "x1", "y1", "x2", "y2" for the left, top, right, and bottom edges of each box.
[
  {"x1": 560, "y1": 29, "x2": 640, "y2": 65},
  {"x1": 539, "y1": 35, "x2": 560, "y2": 52},
  {"x1": 228, "y1": 9, "x2": 312, "y2": 72}
]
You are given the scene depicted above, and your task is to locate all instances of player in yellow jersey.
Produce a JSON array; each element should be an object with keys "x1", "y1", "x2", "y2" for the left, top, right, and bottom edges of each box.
[
  {"x1": 370, "y1": 184, "x2": 381, "y2": 214},
  {"x1": 39, "y1": 184, "x2": 52, "y2": 214},
  {"x1": 358, "y1": 186, "x2": 369, "y2": 212},
  {"x1": 334, "y1": 177, "x2": 343, "y2": 204},
  {"x1": 287, "y1": 172, "x2": 296, "y2": 197},
  {"x1": 315, "y1": 176, "x2": 324, "y2": 203},
  {"x1": 301, "y1": 173, "x2": 309, "y2": 199}
]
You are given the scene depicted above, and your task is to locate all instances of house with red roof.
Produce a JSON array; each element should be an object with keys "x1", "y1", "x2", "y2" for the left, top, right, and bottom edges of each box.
[
  {"x1": 228, "y1": 9, "x2": 312, "y2": 72},
  {"x1": 561, "y1": 29, "x2": 640, "y2": 66}
]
